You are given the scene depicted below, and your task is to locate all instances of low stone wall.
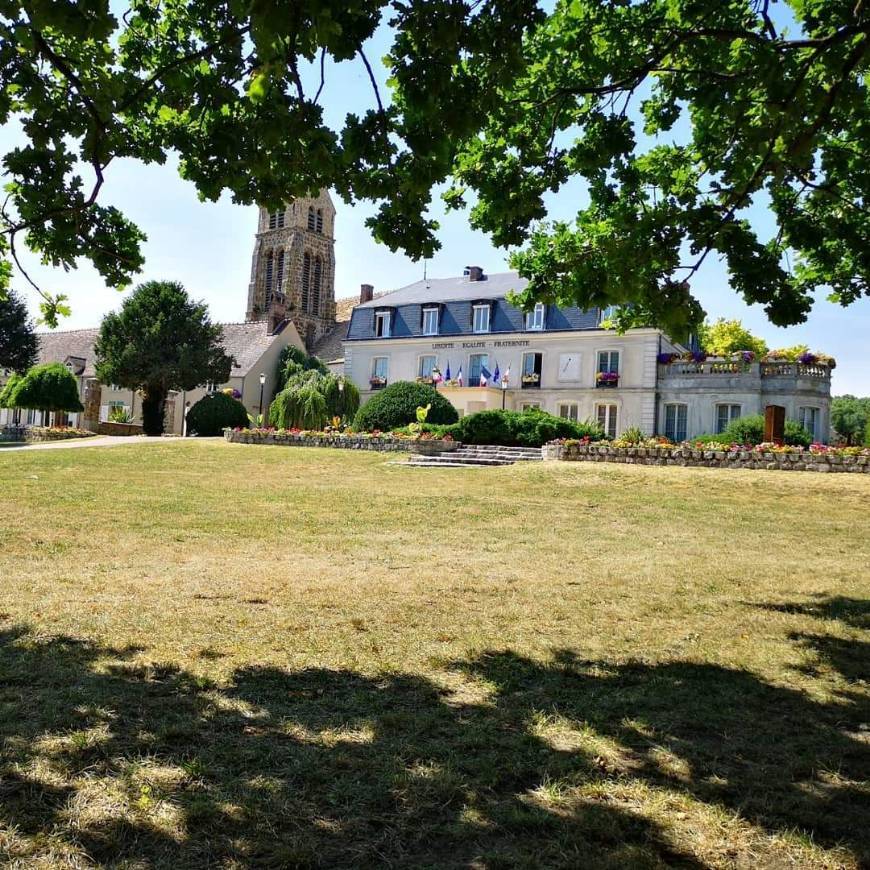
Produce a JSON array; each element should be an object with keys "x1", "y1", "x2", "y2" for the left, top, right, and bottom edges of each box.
[
  {"x1": 543, "y1": 442, "x2": 870, "y2": 473},
  {"x1": 97, "y1": 421, "x2": 144, "y2": 436},
  {"x1": 0, "y1": 426, "x2": 26, "y2": 442},
  {"x1": 21, "y1": 428, "x2": 96, "y2": 443},
  {"x1": 224, "y1": 429, "x2": 410, "y2": 452}
]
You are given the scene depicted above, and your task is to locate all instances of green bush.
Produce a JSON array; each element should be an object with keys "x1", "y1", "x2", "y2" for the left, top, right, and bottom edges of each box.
[
  {"x1": 275, "y1": 345, "x2": 328, "y2": 391},
  {"x1": 719, "y1": 414, "x2": 812, "y2": 446},
  {"x1": 353, "y1": 382, "x2": 458, "y2": 431},
  {"x1": 322, "y1": 376, "x2": 360, "y2": 422},
  {"x1": 8, "y1": 363, "x2": 83, "y2": 412},
  {"x1": 451, "y1": 409, "x2": 603, "y2": 447},
  {"x1": 186, "y1": 392, "x2": 249, "y2": 436}
]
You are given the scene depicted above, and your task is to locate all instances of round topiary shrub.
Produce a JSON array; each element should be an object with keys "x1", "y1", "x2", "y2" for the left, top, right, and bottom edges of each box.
[
  {"x1": 722, "y1": 414, "x2": 812, "y2": 446},
  {"x1": 186, "y1": 392, "x2": 249, "y2": 436},
  {"x1": 353, "y1": 381, "x2": 459, "y2": 431}
]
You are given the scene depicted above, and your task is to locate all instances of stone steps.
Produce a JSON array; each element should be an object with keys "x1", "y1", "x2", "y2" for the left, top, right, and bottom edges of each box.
[{"x1": 406, "y1": 444, "x2": 543, "y2": 468}]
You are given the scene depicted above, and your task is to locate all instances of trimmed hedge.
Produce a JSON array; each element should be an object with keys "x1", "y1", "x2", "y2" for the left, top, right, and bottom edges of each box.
[
  {"x1": 186, "y1": 392, "x2": 249, "y2": 436},
  {"x1": 353, "y1": 381, "x2": 458, "y2": 431},
  {"x1": 449, "y1": 408, "x2": 603, "y2": 448},
  {"x1": 696, "y1": 415, "x2": 813, "y2": 447}
]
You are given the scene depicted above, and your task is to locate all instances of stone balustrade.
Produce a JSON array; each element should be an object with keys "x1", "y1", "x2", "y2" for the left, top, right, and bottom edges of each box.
[{"x1": 543, "y1": 442, "x2": 869, "y2": 473}]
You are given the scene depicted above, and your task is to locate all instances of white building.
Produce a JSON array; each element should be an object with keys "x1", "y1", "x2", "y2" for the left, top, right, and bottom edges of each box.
[{"x1": 342, "y1": 267, "x2": 832, "y2": 442}]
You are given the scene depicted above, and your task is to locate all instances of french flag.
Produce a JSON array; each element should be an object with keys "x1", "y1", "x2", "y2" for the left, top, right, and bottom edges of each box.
[{"x1": 456, "y1": 366, "x2": 463, "y2": 387}]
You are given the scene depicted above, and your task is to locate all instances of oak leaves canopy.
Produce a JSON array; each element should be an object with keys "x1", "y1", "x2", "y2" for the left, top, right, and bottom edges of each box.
[{"x1": 1, "y1": 0, "x2": 866, "y2": 332}]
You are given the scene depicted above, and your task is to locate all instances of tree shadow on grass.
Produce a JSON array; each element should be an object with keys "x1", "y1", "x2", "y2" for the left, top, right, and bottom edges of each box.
[{"x1": 0, "y1": 612, "x2": 868, "y2": 868}]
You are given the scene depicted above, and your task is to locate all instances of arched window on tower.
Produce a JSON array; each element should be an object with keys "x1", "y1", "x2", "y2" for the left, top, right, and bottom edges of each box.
[
  {"x1": 307, "y1": 206, "x2": 316, "y2": 231},
  {"x1": 265, "y1": 251, "x2": 274, "y2": 293},
  {"x1": 268, "y1": 212, "x2": 277, "y2": 230},
  {"x1": 301, "y1": 252, "x2": 311, "y2": 312},
  {"x1": 276, "y1": 250, "x2": 285, "y2": 290},
  {"x1": 277, "y1": 209, "x2": 285, "y2": 228},
  {"x1": 312, "y1": 256, "x2": 322, "y2": 315},
  {"x1": 315, "y1": 209, "x2": 323, "y2": 234}
]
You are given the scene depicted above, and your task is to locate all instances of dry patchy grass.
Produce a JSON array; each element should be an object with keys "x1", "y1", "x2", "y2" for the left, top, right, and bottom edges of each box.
[{"x1": 0, "y1": 440, "x2": 868, "y2": 868}]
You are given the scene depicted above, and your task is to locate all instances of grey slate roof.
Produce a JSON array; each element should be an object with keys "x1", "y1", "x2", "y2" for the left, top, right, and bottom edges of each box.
[
  {"x1": 355, "y1": 271, "x2": 529, "y2": 308},
  {"x1": 35, "y1": 320, "x2": 288, "y2": 379},
  {"x1": 346, "y1": 270, "x2": 603, "y2": 341}
]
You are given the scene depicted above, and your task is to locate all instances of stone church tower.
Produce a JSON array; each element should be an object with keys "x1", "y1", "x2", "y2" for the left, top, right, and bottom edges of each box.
[{"x1": 245, "y1": 189, "x2": 337, "y2": 350}]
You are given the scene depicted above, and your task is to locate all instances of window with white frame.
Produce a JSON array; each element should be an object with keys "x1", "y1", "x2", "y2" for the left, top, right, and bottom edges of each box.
[
  {"x1": 799, "y1": 406, "x2": 820, "y2": 441},
  {"x1": 599, "y1": 305, "x2": 618, "y2": 323},
  {"x1": 596, "y1": 403, "x2": 618, "y2": 438},
  {"x1": 519, "y1": 401, "x2": 541, "y2": 411},
  {"x1": 371, "y1": 357, "x2": 389, "y2": 381},
  {"x1": 374, "y1": 311, "x2": 391, "y2": 338},
  {"x1": 422, "y1": 307, "x2": 439, "y2": 336},
  {"x1": 716, "y1": 403, "x2": 741, "y2": 434},
  {"x1": 597, "y1": 350, "x2": 619, "y2": 373},
  {"x1": 557, "y1": 402, "x2": 579, "y2": 421},
  {"x1": 472, "y1": 304, "x2": 490, "y2": 333},
  {"x1": 525, "y1": 303, "x2": 545, "y2": 331},
  {"x1": 418, "y1": 355, "x2": 437, "y2": 378},
  {"x1": 664, "y1": 403, "x2": 688, "y2": 442},
  {"x1": 468, "y1": 353, "x2": 489, "y2": 385}
]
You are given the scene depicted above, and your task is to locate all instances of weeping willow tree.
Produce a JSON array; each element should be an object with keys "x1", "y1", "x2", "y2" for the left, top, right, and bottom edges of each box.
[{"x1": 270, "y1": 370, "x2": 360, "y2": 430}]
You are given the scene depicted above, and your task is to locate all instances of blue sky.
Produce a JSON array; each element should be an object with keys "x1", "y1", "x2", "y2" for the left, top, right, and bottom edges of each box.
[{"x1": 4, "y1": 12, "x2": 868, "y2": 395}]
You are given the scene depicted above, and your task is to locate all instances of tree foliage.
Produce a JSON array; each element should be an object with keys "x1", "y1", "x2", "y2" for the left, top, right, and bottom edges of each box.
[
  {"x1": 95, "y1": 281, "x2": 232, "y2": 435},
  {"x1": 186, "y1": 391, "x2": 248, "y2": 436},
  {"x1": 7, "y1": 362, "x2": 83, "y2": 413},
  {"x1": 697, "y1": 318, "x2": 768, "y2": 357},
  {"x1": 0, "y1": 289, "x2": 38, "y2": 373},
  {"x1": 830, "y1": 395, "x2": 870, "y2": 446},
  {"x1": 0, "y1": 372, "x2": 22, "y2": 408},
  {"x1": 1, "y1": 2, "x2": 865, "y2": 328}
]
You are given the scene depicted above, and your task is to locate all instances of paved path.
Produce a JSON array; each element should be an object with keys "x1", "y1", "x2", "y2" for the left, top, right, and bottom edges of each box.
[{"x1": 0, "y1": 436, "x2": 221, "y2": 452}]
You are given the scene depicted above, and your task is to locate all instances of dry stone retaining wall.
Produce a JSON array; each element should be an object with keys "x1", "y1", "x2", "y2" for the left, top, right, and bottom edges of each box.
[
  {"x1": 224, "y1": 429, "x2": 409, "y2": 452},
  {"x1": 543, "y1": 442, "x2": 869, "y2": 473}
]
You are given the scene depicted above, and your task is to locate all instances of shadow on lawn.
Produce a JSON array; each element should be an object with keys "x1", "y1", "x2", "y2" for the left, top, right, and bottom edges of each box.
[{"x1": 0, "y1": 602, "x2": 868, "y2": 868}]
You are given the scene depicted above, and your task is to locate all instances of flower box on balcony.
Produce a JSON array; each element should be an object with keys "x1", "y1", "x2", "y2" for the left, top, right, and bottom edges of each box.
[
  {"x1": 416, "y1": 376, "x2": 435, "y2": 386},
  {"x1": 521, "y1": 373, "x2": 540, "y2": 388},
  {"x1": 369, "y1": 377, "x2": 387, "y2": 390},
  {"x1": 596, "y1": 372, "x2": 619, "y2": 387}
]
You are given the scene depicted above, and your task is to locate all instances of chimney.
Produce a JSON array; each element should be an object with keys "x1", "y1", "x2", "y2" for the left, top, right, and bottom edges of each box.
[
  {"x1": 360, "y1": 283, "x2": 374, "y2": 303},
  {"x1": 465, "y1": 265, "x2": 484, "y2": 282}
]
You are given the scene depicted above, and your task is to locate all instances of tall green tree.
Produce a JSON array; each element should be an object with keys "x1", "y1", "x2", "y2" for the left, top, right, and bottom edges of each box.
[
  {"x1": 830, "y1": 395, "x2": 870, "y2": 446},
  {"x1": 0, "y1": 289, "x2": 38, "y2": 373},
  {"x1": 95, "y1": 281, "x2": 232, "y2": 435},
  {"x1": 0, "y1": 1, "x2": 866, "y2": 330}
]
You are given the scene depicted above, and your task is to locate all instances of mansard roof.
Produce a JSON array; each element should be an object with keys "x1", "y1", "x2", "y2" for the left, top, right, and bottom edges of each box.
[{"x1": 346, "y1": 271, "x2": 602, "y2": 340}]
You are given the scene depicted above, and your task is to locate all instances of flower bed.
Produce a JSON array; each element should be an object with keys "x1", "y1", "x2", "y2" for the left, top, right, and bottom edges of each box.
[
  {"x1": 544, "y1": 439, "x2": 870, "y2": 473},
  {"x1": 225, "y1": 427, "x2": 418, "y2": 452}
]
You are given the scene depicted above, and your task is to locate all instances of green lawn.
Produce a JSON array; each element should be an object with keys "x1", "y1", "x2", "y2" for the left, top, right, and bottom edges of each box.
[{"x1": 0, "y1": 441, "x2": 868, "y2": 869}]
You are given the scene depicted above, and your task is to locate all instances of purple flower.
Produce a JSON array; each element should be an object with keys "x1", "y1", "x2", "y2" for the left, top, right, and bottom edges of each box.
[
  {"x1": 657, "y1": 352, "x2": 677, "y2": 364},
  {"x1": 691, "y1": 350, "x2": 708, "y2": 363},
  {"x1": 740, "y1": 350, "x2": 755, "y2": 363},
  {"x1": 798, "y1": 351, "x2": 817, "y2": 365}
]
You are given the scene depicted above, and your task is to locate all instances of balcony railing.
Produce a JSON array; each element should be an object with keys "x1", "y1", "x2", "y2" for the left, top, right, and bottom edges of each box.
[
  {"x1": 659, "y1": 360, "x2": 831, "y2": 380},
  {"x1": 760, "y1": 362, "x2": 830, "y2": 379}
]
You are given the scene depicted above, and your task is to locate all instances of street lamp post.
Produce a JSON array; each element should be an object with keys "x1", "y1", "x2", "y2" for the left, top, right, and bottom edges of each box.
[
  {"x1": 258, "y1": 372, "x2": 266, "y2": 427},
  {"x1": 501, "y1": 376, "x2": 508, "y2": 410}
]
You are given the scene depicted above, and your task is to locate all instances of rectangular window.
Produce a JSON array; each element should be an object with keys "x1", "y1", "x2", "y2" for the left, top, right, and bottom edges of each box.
[
  {"x1": 664, "y1": 404, "x2": 688, "y2": 442},
  {"x1": 418, "y1": 355, "x2": 437, "y2": 378},
  {"x1": 472, "y1": 304, "x2": 490, "y2": 334},
  {"x1": 374, "y1": 311, "x2": 391, "y2": 338},
  {"x1": 422, "y1": 307, "x2": 439, "y2": 336},
  {"x1": 716, "y1": 404, "x2": 741, "y2": 434},
  {"x1": 799, "y1": 406, "x2": 820, "y2": 441},
  {"x1": 371, "y1": 357, "x2": 389, "y2": 389},
  {"x1": 520, "y1": 402, "x2": 541, "y2": 411},
  {"x1": 597, "y1": 350, "x2": 619, "y2": 373},
  {"x1": 599, "y1": 305, "x2": 618, "y2": 324},
  {"x1": 525, "y1": 303, "x2": 545, "y2": 331},
  {"x1": 596, "y1": 404, "x2": 618, "y2": 439},
  {"x1": 521, "y1": 352, "x2": 543, "y2": 388},
  {"x1": 557, "y1": 402, "x2": 579, "y2": 422},
  {"x1": 468, "y1": 353, "x2": 489, "y2": 385}
]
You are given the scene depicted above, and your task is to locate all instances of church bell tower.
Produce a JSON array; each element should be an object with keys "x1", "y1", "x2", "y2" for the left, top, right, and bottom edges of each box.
[{"x1": 246, "y1": 189, "x2": 337, "y2": 350}]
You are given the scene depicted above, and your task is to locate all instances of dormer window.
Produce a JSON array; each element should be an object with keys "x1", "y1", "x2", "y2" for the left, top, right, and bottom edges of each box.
[
  {"x1": 422, "y1": 306, "x2": 439, "y2": 336},
  {"x1": 599, "y1": 305, "x2": 618, "y2": 324},
  {"x1": 375, "y1": 310, "x2": 392, "y2": 338},
  {"x1": 525, "y1": 303, "x2": 545, "y2": 331},
  {"x1": 472, "y1": 303, "x2": 490, "y2": 334}
]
